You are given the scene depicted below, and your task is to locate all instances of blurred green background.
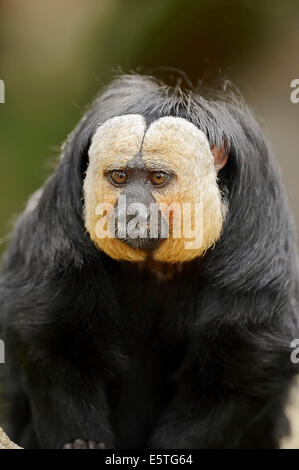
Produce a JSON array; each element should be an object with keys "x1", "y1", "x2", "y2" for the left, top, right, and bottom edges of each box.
[{"x1": 0, "y1": 0, "x2": 299, "y2": 250}]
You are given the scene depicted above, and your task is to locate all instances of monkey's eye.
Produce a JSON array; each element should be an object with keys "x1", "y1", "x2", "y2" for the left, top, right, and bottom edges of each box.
[
  {"x1": 109, "y1": 170, "x2": 128, "y2": 186},
  {"x1": 150, "y1": 171, "x2": 168, "y2": 187}
]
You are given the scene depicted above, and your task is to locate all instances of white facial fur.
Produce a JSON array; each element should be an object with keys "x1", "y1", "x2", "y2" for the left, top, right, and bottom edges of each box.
[
  {"x1": 84, "y1": 114, "x2": 226, "y2": 263},
  {"x1": 142, "y1": 116, "x2": 226, "y2": 262},
  {"x1": 84, "y1": 115, "x2": 147, "y2": 262}
]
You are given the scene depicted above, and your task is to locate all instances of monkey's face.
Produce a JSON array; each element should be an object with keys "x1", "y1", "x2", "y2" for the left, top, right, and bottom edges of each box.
[{"x1": 84, "y1": 114, "x2": 227, "y2": 263}]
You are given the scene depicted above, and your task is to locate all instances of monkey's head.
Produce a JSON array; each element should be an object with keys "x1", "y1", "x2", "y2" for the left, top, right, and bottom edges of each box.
[{"x1": 83, "y1": 113, "x2": 228, "y2": 263}]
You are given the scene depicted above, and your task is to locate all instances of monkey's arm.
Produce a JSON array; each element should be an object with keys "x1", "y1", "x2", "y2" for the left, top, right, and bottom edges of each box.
[
  {"x1": 1, "y1": 251, "x2": 121, "y2": 449},
  {"x1": 19, "y1": 357, "x2": 114, "y2": 449},
  {"x1": 149, "y1": 324, "x2": 296, "y2": 449}
]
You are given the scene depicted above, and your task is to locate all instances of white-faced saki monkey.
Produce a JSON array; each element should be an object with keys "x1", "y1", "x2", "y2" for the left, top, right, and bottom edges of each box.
[{"x1": 0, "y1": 74, "x2": 299, "y2": 449}]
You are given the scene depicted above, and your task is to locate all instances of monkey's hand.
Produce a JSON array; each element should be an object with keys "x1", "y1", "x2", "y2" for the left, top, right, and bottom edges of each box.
[{"x1": 63, "y1": 439, "x2": 106, "y2": 449}]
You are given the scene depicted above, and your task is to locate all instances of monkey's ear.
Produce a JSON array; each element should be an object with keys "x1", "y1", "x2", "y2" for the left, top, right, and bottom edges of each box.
[{"x1": 211, "y1": 145, "x2": 229, "y2": 172}]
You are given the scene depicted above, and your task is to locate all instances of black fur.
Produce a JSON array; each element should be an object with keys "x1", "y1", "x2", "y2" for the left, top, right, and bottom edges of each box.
[{"x1": 0, "y1": 74, "x2": 299, "y2": 448}]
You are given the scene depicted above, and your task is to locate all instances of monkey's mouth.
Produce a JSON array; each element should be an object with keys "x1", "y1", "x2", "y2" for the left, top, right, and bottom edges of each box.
[
  {"x1": 115, "y1": 225, "x2": 164, "y2": 252},
  {"x1": 119, "y1": 235, "x2": 162, "y2": 252},
  {"x1": 114, "y1": 216, "x2": 168, "y2": 252}
]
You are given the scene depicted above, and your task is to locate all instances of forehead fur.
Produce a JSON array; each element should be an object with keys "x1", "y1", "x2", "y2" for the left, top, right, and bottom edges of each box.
[
  {"x1": 142, "y1": 116, "x2": 214, "y2": 176},
  {"x1": 88, "y1": 114, "x2": 146, "y2": 169},
  {"x1": 88, "y1": 114, "x2": 214, "y2": 172},
  {"x1": 144, "y1": 116, "x2": 213, "y2": 159}
]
